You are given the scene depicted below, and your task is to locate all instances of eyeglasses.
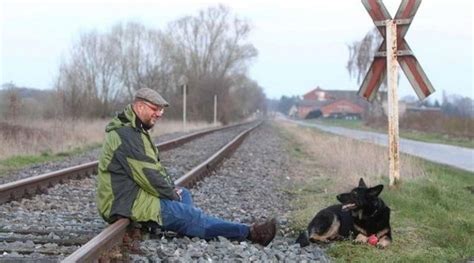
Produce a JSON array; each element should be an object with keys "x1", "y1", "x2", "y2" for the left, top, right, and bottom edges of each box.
[{"x1": 142, "y1": 101, "x2": 165, "y2": 114}]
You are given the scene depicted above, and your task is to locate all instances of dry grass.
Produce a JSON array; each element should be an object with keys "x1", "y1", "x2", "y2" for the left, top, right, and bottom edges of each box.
[
  {"x1": 276, "y1": 121, "x2": 426, "y2": 193},
  {"x1": 0, "y1": 119, "x2": 214, "y2": 160}
]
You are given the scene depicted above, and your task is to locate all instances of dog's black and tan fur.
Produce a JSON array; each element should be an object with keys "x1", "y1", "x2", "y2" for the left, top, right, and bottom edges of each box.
[
  {"x1": 296, "y1": 178, "x2": 392, "y2": 248},
  {"x1": 295, "y1": 204, "x2": 353, "y2": 247}
]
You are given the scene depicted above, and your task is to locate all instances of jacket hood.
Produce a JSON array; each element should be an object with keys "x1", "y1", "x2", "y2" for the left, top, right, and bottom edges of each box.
[{"x1": 105, "y1": 104, "x2": 138, "y2": 132}]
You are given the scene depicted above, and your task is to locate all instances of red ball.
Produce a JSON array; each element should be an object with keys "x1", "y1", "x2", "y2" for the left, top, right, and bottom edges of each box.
[{"x1": 368, "y1": 235, "x2": 378, "y2": 246}]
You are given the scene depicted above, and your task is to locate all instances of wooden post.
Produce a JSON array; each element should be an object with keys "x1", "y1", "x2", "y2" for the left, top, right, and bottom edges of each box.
[
  {"x1": 179, "y1": 75, "x2": 188, "y2": 132},
  {"x1": 183, "y1": 84, "x2": 187, "y2": 132},
  {"x1": 386, "y1": 19, "x2": 400, "y2": 187},
  {"x1": 213, "y1": 95, "x2": 217, "y2": 126}
]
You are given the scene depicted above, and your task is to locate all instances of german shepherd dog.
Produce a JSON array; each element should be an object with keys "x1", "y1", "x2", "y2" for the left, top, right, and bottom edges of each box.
[{"x1": 296, "y1": 178, "x2": 392, "y2": 248}]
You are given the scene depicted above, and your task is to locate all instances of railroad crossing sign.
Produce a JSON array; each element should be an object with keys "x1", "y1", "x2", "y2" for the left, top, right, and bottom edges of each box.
[
  {"x1": 358, "y1": 0, "x2": 435, "y2": 101},
  {"x1": 358, "y1": 0, "x2": 435, "y2": 187}
]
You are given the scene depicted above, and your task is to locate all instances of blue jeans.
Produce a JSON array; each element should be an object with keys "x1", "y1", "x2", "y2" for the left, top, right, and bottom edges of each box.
[{"x1": 160, "y1": 187, "x2": 250, "y2": 241}]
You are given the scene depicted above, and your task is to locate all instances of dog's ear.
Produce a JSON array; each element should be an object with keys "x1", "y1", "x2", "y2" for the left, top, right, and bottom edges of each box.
[
  {"x1": 358, "y1": 178, "x2": 367, "y2": 188},
  {"x1": 368, "y1": 184, "x2": 384, "y2": 197},
  {"x1": 337, "y1": 193, "x2": 351, "y2": 203}
]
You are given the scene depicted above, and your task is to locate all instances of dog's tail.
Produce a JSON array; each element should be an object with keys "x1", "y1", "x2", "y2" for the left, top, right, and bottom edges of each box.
[{"x1": 296, "y1": 230, "x2": 310, "y2": 247}]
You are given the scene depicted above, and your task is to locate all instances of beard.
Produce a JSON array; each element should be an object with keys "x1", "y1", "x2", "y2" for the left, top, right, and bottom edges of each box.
[
  {"x1": 142, "y1": 119, "x2": 155, "y2": 130},
  {"x1": 143, "y1": 123, "x2": 155, "y2": 131},
  {"x1": 136, "y1": 115, "x2": 156, "y2": 131}
]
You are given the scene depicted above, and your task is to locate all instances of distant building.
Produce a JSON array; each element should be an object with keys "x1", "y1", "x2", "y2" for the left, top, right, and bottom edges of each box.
[
  {"x1": 321, "y1": 99, "x2": 364, "y2": 118},
  {"x1": 296, "y1": 86, "x2": 373, "y2": 119},
  {"x1": 404, "y1": 104, "x2": 442, "y2": 116}
]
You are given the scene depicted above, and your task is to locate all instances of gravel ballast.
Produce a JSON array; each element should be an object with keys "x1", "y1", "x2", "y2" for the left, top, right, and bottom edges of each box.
[{"x1": 132, "y1": 123, "x2": 329, "y2": 262}]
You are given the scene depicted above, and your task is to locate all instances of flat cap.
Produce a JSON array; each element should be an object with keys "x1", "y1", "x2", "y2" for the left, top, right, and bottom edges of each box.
[{"x1": 135, "y1": 88, "x2": 169, "y2": 107}]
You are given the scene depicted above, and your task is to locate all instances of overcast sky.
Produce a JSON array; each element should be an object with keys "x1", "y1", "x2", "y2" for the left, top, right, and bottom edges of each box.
[{"x1": 1, "y1": 0, "x2": 472, "y2": 102}]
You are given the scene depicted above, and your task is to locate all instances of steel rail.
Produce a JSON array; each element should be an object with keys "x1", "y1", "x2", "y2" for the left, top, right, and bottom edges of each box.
[
  {"x1": 63, "y1": 121, "x2": 263, "y2": 263},
  {"x1": 0, "y1": 121, "x2": 254, "y2": 204}
]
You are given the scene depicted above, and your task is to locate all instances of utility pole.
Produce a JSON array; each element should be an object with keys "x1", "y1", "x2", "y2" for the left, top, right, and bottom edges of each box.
[
  {"x1": 213, "y1": 95, "x2": 217, "y2": 126},
  {"x1": 179, "y1": 75, "x2": 188, "y2": 132}
]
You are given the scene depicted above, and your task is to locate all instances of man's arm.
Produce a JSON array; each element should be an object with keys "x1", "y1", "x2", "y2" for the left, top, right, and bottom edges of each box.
[{"x1": 126, "y1": 157, "x2": 179, "y2": 200}]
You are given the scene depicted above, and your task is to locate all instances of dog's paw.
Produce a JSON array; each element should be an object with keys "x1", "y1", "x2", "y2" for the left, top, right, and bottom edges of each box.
[
  {"x1": 322, "y1": 239, "x2": 332, "y2": 244},
  {"x1": 296, "y1": 231, "x2": 310, "y2": 247},
  {"x1": 354, "y1": 233, "x2": 368, "y2": 243},
  {"x1": 376, "y1": 236, "x2": 391, "y2": 249}
]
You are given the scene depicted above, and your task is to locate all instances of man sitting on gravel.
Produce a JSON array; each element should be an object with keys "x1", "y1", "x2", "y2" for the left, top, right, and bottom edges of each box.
[{"x1": 96, "y1": 87, "x2": 277, "y2": 246}]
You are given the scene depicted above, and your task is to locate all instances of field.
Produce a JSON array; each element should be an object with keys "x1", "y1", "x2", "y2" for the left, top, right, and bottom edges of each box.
[{"x1": 277, "y1": 121, "x2": 474, "y2": 262}]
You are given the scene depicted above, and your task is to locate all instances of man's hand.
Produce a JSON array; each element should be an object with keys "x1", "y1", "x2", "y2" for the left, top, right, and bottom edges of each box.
[{"x1": 175, "y1": 188, "x2": 183, "y2": 202}]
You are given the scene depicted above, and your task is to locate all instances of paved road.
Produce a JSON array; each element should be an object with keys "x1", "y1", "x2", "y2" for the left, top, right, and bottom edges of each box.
[{"x1": 284, "y1": 118, "x2": 474, "y2": 173}]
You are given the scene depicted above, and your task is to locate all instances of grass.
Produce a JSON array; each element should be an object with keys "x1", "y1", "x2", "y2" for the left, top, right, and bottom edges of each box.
[
  {"x1": 327, "y1": 164, "x2": 474, "y2": 263},
  {"x1": 304, "y1": 118, "x2": 474, "y2": 149},
  {"x1": 399, "y1": 130, "x2": 474, "y2": 149},
  {"x1": 0, "y1": 154, "x2": 61, "y2": 172},
  {"x1": 277, "y1": 121, "x2": 425, "y2": 189},
  {"x1": 306, "y1": 118, "x2": 367, "y2": 130},
  {"x1": 0, "y1": 143, "x2": 101, "y2": 177},
  {"x1": 275, "y1": 121, "x2": 474, "y2": 263},
  {"x1": 0, "y1": 119, "x2": 108, "y2": 160}
]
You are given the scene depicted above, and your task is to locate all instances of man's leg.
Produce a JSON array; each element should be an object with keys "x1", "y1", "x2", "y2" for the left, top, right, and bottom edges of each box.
[{"x1": 160, "y1": 199, "x2": 249, "y2": 241}]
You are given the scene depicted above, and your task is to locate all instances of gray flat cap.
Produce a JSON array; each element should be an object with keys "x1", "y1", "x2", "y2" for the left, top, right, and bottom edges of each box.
[{"x1": 135, "y1": 88, "x2": 169, "y2": 107}]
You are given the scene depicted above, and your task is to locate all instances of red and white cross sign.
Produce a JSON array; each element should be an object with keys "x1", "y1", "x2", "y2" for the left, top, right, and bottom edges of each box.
[{"x1": 358, "y1": 0, "x2": 435, "y2": 101}]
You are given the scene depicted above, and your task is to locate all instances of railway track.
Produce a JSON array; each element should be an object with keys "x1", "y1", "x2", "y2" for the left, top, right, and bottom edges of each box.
[
  {"x1": 0, "y1": 121, "x2": 254, "y2": 202},
  {"x1": 0, "y1": 121, "x2": 259, "y2": 262}
]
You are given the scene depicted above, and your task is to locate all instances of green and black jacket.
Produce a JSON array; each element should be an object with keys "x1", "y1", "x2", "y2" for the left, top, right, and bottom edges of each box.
[{"x1": 97, "y1": 104, "x2": 177, "y2": 224}]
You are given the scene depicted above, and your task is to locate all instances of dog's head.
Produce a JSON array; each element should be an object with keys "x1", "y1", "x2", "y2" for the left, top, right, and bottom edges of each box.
[{"x1": 336, "y1": 178, "x2": 384, "y2": 212}]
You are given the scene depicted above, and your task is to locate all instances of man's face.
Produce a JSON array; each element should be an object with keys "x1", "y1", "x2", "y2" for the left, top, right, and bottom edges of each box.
[{"x1": 136, "y1": 101, "x2": 165, "y2": 129}]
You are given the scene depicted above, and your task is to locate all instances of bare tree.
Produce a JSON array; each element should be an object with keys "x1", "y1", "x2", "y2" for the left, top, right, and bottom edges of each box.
[
  {"x1": 347, "y1": 28, "x2": 387, "y2": 116},
  {"x1": 56, "y1": 29, "x2": 121, "y2": 117},
  {"x1": 161, "y1": 5, "x2": 258, "y2": 121},
  {"x1": 54, "y1": 6, "x2": 263, "y2": 121},
  {"x1": 442, "y1": 91, "x2": 474, "y2": 118},
  {"x1": 55, "y1": 62, "x2": 87, "y2": 119},
  {"x1": 110, "y1": 22, "x2": 174, "y2": 104},
  {"x1": 56, "y1": 22, "x2": 171, "y2": 118},
  {"x1": 114, "y1": 22, "x2": 147, "y2": 99},
  {"x1": 167, "y1": 5, "x2": 258, "y2": 79},
  {"x1": 229, "y1": 76, "x2": 266, "y2": 119},
  {"x1": 3, "y1": 83, "x2": 21, "y2": 121},
  {"x1": 346, "y1": 28, "x2": 382, "y2": 85}
]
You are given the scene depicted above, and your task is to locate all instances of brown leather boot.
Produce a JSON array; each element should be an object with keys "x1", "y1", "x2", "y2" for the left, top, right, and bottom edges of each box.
[{"x1": 249, "y1": 218, "x2": 277, "y2": 246}]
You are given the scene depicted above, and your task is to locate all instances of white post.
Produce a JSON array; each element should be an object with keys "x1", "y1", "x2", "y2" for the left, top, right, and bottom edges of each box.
[
  {"x1": 213, "y1": 95, "x2": 217, "y2": 126},
  {"x1": 386, "y1": 19, "x2": 400, "y2": 187},
  {"x1": 183, "y1": 84, "x2": 187, "y2": 131},
  {"x1": 178, "y1": 75, "x2": 188, "y2": 132}
]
